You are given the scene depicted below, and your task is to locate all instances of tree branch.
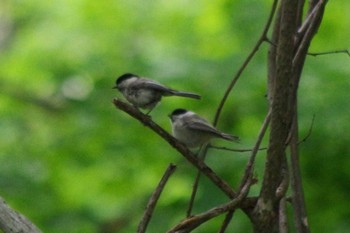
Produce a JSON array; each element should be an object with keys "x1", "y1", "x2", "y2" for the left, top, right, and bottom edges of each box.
[
  {"x1": 137, "y1": 163, "x2": 177, "y2": 233},
  {"x1": 308, "y1": 49, "x2": 350, "y2": 57},
  {"x1": 218, "y1": 211, "x2": 235, "y2": 233},
  {"x1": 279, "y1": 197, "x2": 289, "y2": 233},
  {"x1": 0, "y1": 197, "x2": 42, "y2": 233},
  {"x1": 186, "y1": 145, "x2": 209, "y2": 217},
  {"x1": 113, "y1": 98, "x2": 236, "y2": 198},
  {"x1": 293, "y1": 0, "x2": 327, "y2": 67},
  {"x1": 290, "y1": 114, "x2": 311, "y2": 233},
  {"x1": 213, "y1": 0, "x2": 279, "y2": 125},
  {"x1": 253, "y1": 0, "x2": 299, "y2": 231},
  {"x1": 261, "y1": 0, "x2": 298, "y2": 202}
]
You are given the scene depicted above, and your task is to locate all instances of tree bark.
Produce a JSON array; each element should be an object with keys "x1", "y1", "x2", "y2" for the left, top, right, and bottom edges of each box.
[
  {"x1": 252, "y1": 0, "x2": 298, "y2": 232},
  {"x1": 0, "y1": 197, "x2": 42, "y2": 233}
]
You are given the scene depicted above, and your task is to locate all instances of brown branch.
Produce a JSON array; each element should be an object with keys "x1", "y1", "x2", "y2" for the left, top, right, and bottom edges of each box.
[
  {"x1": 137, "y1": 163, "x2": 177, "y2": 233},
  {"x1": 186, "y1": 110, "x2": 271, "y2": 230},
  {"x1": 267, "y1": 1, "x2": 282, "y2": 105},
  {"x1": 275, "y1": 155, "x2": 289, "y2": 199},
  {"x1": 279, "y1": 197, "x2": 289, "y2": 233},
  {"x1": 239, "y1": 110, "x2": 271, "y2": 191},
  {"x1": 255, "y1": 1, "x2": 299, "y2": 231},
  {"x1": 293, "y1": 0, "x2": 327, "y2": 67},
  {"x1": 211, "y1": 114, "x2": 313, "y2": 155},
  {"x1": 166, "y1": 175, "x2": 253, "y2": 233},
  {"x1": 186, "y1": 170, "x2": 202, "y2": 218},
  {"x1": 213, "y1": 0, "x2": 279, "y2": 126},
  {"x1": 290, "y1": 114, "x2": 311, "y2": 233},
  {"x1": 218, "y1": 211, "x2": 235, "y2": 233},
  {"x1": 296, "y1": 0, "x2": 305, "y2": 28},
  {"x1": 288, "y1": 3, "x2": 327, "y2": 233},
  {"x1": 184, "y1": 0, "x2": 279, "y2": 226},
  {"x1": 186, "y1": 145, "x2": 208, "y2": 217},
  {"x1": 296, "y1": 0, "x2": 321, "y2": 36},
  {"x1": 113, "y1": 99, "x2": 236, "y2": 198}
]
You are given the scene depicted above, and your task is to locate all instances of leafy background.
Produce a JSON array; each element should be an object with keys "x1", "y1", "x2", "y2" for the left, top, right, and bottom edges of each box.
[{"x1": 0, "y1": 0, "x2": 349, "y2": 232}]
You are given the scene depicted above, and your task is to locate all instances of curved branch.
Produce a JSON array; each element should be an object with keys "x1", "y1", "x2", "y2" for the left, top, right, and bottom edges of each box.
[
  {"x1": 213, "y1": 0, "x2": 279, "y2": 126},
  {"x1": 166, "y1": 175, "x2": 252, "y2": 233}
]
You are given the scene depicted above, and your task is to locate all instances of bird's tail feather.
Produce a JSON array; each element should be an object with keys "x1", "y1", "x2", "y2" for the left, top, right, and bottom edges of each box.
[
  {"x1": 172, "y1": 91, "x2": 201, "y2": 99},
  {"x1": 221, "y1": 133, "x2": 240, "y2": 142}
]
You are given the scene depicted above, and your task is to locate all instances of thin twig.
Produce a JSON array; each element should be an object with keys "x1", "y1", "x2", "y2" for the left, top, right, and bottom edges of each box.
[
  {"x1": 208, "y1": 145, "x2": 267, "y2": 153},
  {"x1": 239, "y1": 110, "x2": 271, "y2": 190},
  {"x1": 186, "y1": 145, "x2": 208, "y2": 217},
  {"x1": 113, "y1": 99, "x2": 236, "y2": 198},
  {"x1": 215, "y1": 110, "x2": 271, "y2": 232},
  {"x1": 293, "y1": 0, "x2": 327, "y2": 66},
  {"x1": 297, "y1": 114, "x2": 315, "y2": 145},
  {"x1": 186, "y1": 169, "x2": 201, "y2": 218},
  {"x1": 218, "y1": 211, "x2": 235, "y2": 233},
  {"x1": 297, "y1": 0, "x2": 321, "y2": 35},
  {"x1": 308, "y1": 49, "x2": 350, "y2": 57},
  {"x1": 137, "y1": 163, "x2": 177, "y2": 233},
  {"x1": 213, "y1": 0, "x2": 279, "y2": 126},
  {"x1": 211, "y1": 114, "x2": 314, "y2": 153}
]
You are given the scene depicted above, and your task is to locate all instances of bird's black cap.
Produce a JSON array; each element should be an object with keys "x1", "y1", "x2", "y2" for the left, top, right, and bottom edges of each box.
[
  {"x1": 170, "y1": 108, "x2": 188, "y2": 117},
  {"x1": 115, "y1": 73, "x2": 138, "y2": 86}
]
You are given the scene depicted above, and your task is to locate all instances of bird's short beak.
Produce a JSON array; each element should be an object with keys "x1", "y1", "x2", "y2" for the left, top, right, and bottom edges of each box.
[{"x1": 112, "y1": 86, "x2": 118, "y2": 89}]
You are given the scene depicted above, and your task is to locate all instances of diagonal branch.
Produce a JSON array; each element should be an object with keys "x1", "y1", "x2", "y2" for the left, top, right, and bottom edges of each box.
[
  {"x1": 137, "y1": 163, "x2": 177, "y2": 233},
  {"x1": 0, "y1": 197, "x2": 42, "y2": 233},
  {"x1": 239, "y1": 110, "x2": 271, "y2": 191},
  {"x1": 293, "y1": 0, "x2": 327, "y2": 67},
  {"x1": 113, "y1": 98, "x2": 236, "y2": 198},
  {"x1": 213, "y1": 0, "x2": 279, "y2": 126},
  {"x1": 186, "y1": 145, "x2": 209, "y2": 218}
]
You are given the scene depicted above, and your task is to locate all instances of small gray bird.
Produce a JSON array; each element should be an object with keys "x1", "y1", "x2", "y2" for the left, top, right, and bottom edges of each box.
[
  {"x1": 113, "y1": 73, "x2": 201, "y2": 114},
  {"x1": 169, "y1": 108, "x2": 239, "y2": 148}
]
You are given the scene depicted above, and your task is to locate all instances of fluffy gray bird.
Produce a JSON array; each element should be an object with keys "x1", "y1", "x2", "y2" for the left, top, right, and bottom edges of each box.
[
  {"x1": 113, "y1": 73, "x2": 201, "y2": 113},
  {"x1": 169, "y1": 108, "x2": 239, "y2": 148}
]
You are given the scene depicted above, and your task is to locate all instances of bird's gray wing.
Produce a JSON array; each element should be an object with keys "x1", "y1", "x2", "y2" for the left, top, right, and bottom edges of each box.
[
  {"x1": 135, "y1": 78, "x2": 175, "y2": 93},
  {"x1": 184, "y1": 116, "x2": 223, "y2": 136},
  {"x1": 132, "y1": 78, "x2": 201, "y2": 99},
  {"x1": 186, "y1": 118, "x2": 238, "y2": 141}
]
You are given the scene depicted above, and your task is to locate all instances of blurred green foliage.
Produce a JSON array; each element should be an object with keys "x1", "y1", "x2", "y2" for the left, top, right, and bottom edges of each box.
[{"x1": 0, "y1": 0, "x2": 349, "y2": 232}]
